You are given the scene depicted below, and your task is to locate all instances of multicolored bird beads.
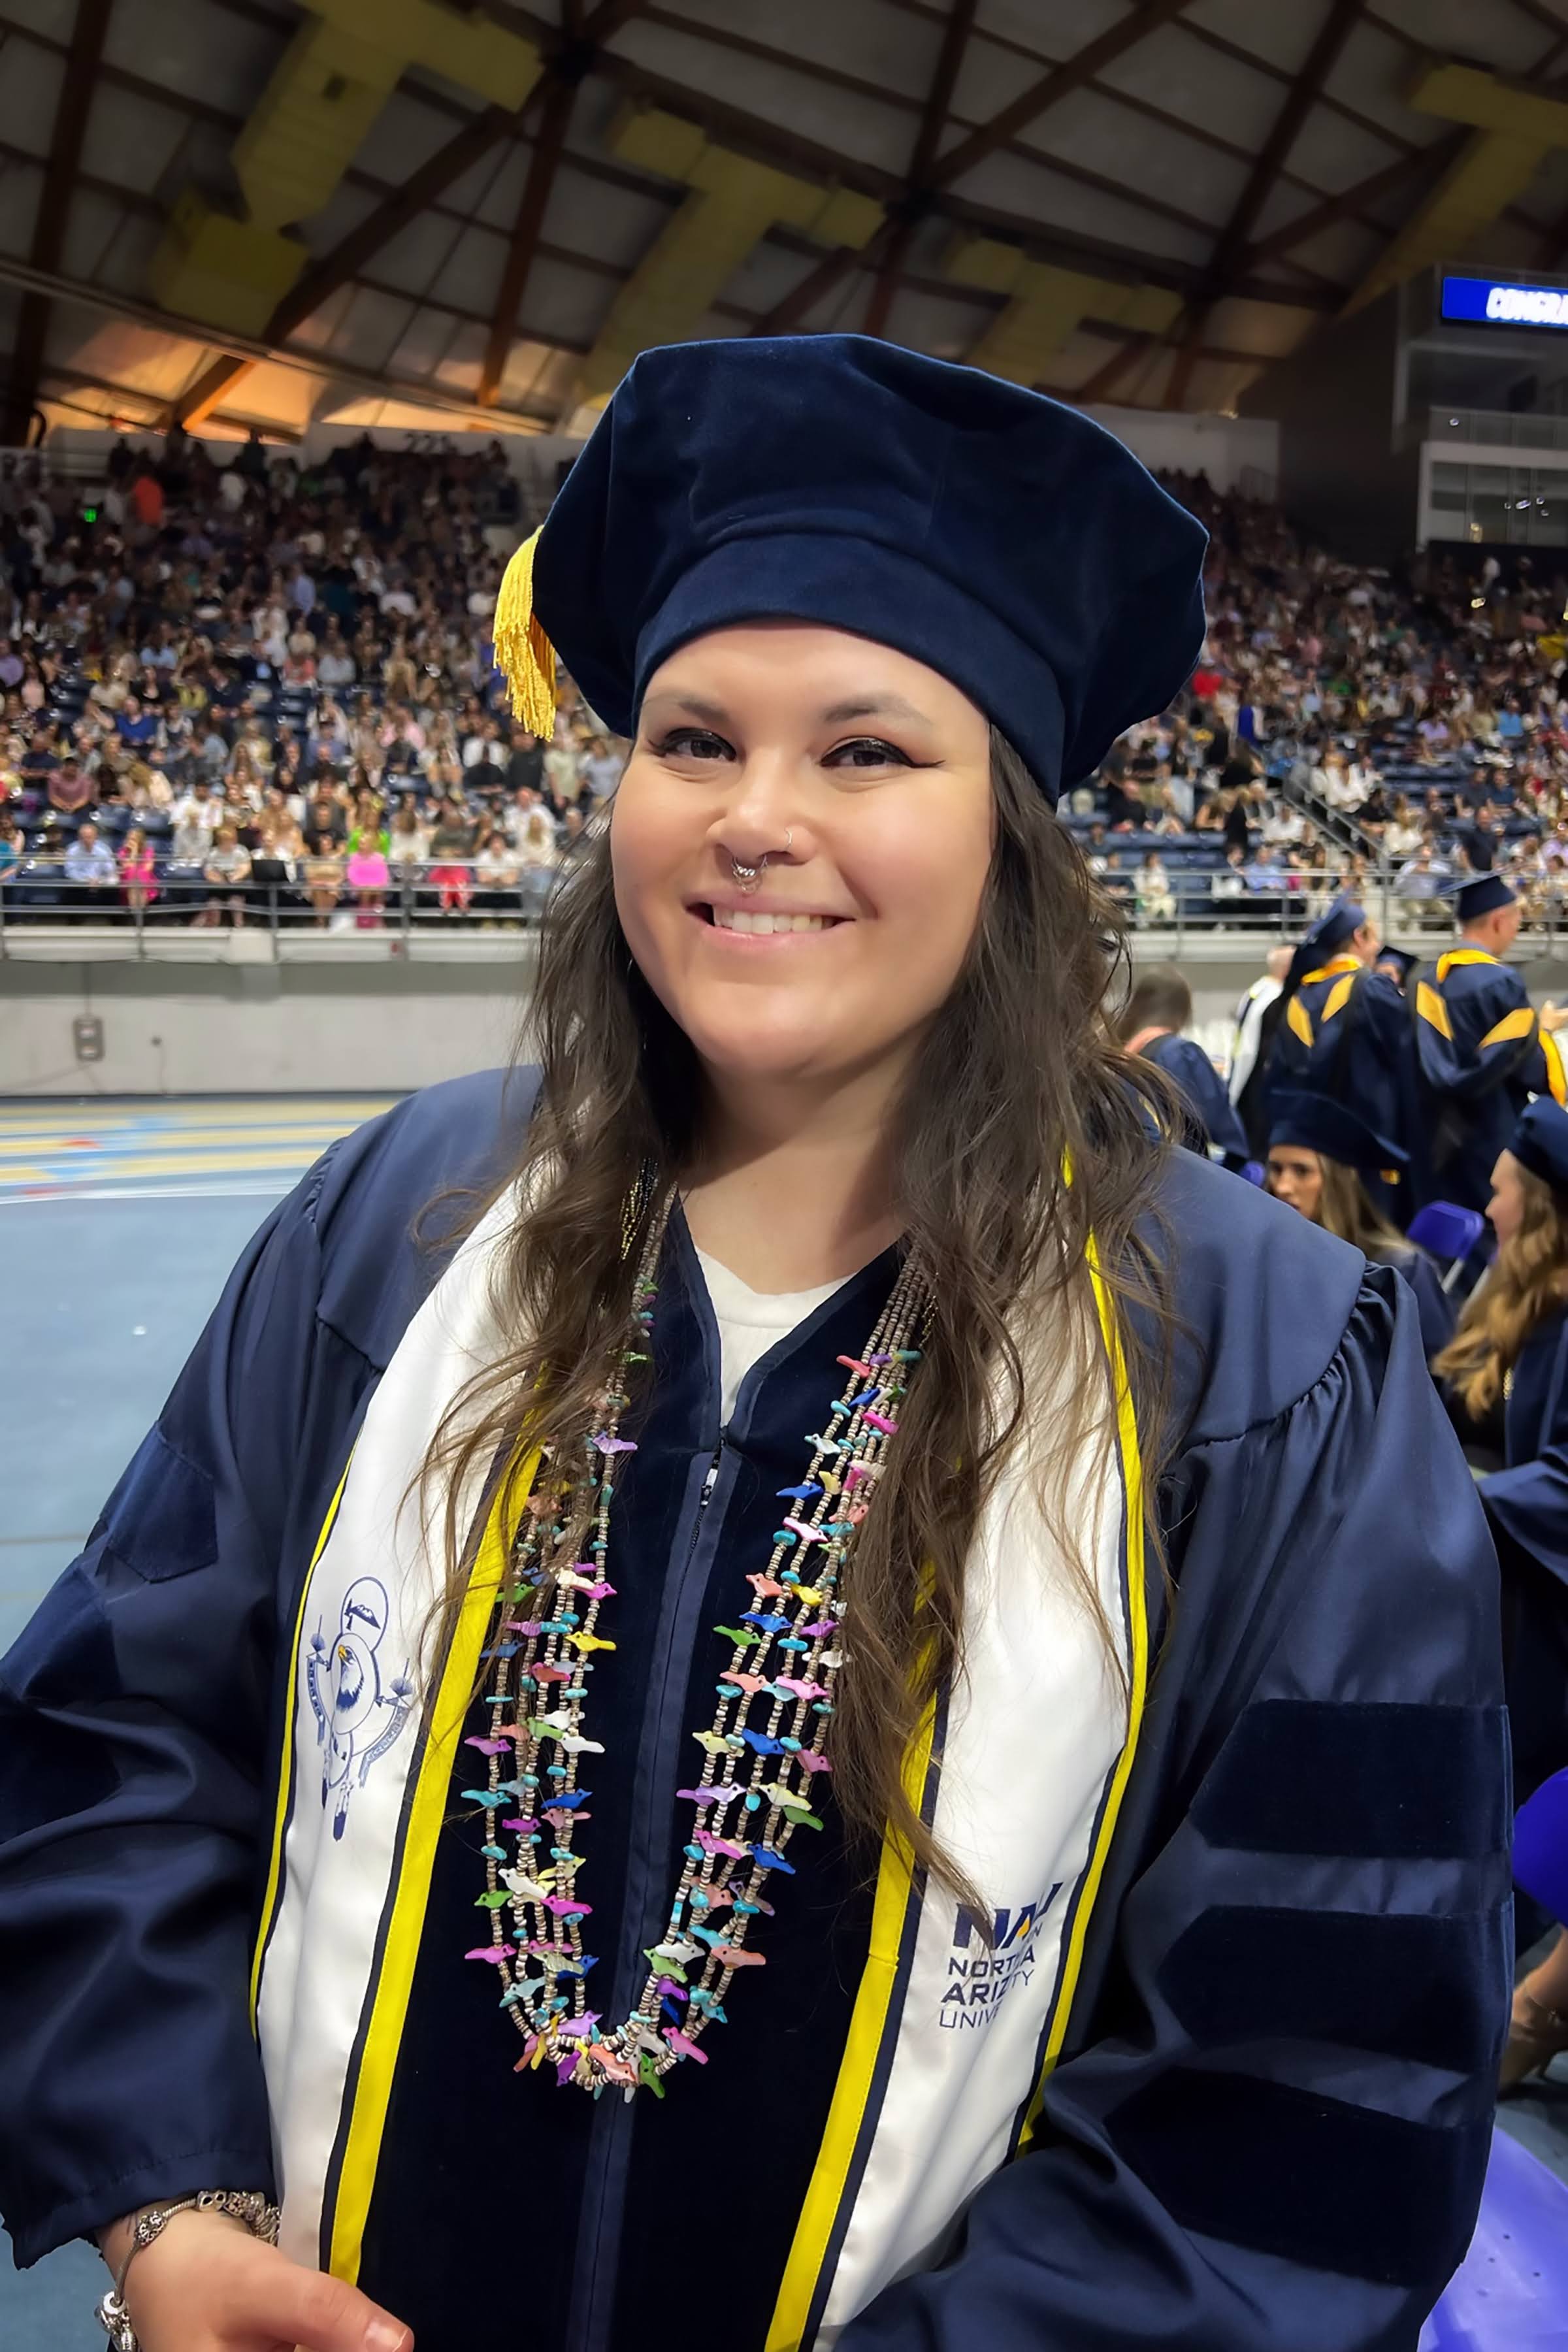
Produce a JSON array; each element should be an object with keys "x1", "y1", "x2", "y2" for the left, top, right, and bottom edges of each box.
[{"x1": 462, "y1": 1188, "x2": 928, "y2": 2098}]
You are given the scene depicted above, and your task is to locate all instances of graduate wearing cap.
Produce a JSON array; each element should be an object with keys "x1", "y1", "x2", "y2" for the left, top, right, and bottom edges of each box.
[
  {"x1": 1437, "y1": 1098, "x2": 1568, "y2": 2080},
  {"x1": 1266, "y1": 898, "x2": 1413, "y2": 1222},
  {"x1": 0, "y1": 338, "x2": 1504, "y2": 2352},
  {"x1": 1266, "y1": 1091, "x2": 1454, "y2": 1358},
  {"x1": 1410, "y1": 874, "x2": 1568, "y2": 1217}
]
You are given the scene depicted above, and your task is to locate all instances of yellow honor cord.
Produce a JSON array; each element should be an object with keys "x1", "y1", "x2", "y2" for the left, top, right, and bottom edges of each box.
[{"x1": 493, "y1": 527, "x2": 559, "y2": 739}]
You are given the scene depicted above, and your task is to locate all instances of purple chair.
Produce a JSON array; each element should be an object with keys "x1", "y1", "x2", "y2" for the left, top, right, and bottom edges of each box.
[
  {"x1": 1407, "y1": 1201, "x2": 1488, "y2": 1292},
  {"x1": 1419, "y1": 2130, "x2": 1568, "y2": 2350}
]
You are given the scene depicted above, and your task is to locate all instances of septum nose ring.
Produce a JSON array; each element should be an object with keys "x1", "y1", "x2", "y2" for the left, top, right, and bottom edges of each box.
[{"x1": 729, "y1": 829, "x2": 791, "y2": 893}]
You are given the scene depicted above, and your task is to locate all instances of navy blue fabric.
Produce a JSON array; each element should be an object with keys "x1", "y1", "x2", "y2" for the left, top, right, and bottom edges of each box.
[
  {"x1": 1509, "y1": 1094, "x2": 1568, "y2": 1194},
  {"x1": 0, "y1": 1083, "x2": 1508, "y2": 2352},
  {"x1": 1478, "y1": 1309, "x2": 1568, "y2": 1801},
  {"x1": 1268, "y1": 1087, "x2": 1405, "y2": 1177},
  {"x1": 531, "y1": 336, "x2": 1207, "y2": 799},
  {"x1": 1457, "y1": 875, "x2": 1515, "y2": 921},
  {"x1": 1140, "y1": 1032, "x2": 1249, "y2": 1162},
  {"x1": 1269, "y1": 965, "x2": 1413, "y2": 1224},
  {"x1": 1412, "y1": 955, "x2": 1552, "y2": 1215},
  {"x1": 1191, "y1": 1700, "x2": 1508, "y2": 1860},
  {"x1": 1371, "y1": 1242, "x2": 1455, "y2": 1360}
]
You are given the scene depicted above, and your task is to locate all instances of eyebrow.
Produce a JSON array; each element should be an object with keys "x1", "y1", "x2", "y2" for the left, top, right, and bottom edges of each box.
[{"x1": 640, "y1": 689, "x2": 936, "y2": 728}]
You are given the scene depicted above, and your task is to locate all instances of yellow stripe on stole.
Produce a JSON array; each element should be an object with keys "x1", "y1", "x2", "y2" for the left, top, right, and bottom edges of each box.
[
  {"x1": 1417, "y1": 981, "x2": 1454, "y2": 1041},
  {"x1": 250, "y1": 1460, "x2": 353, "y2": 2030},
  {"x1": 1546, "y1": 1032, "x2": 1568, "y2": 1107},
  {"x1": 1299, "y1": 955, "x2": 1360, "y2": 987},
  {"x1": 1285, "y1": 994, "x2": 1314, "y2": 1047},
  {"x1": 766, "y1": 1700, "x2": 938, "y2": 2352},
  {"x1": 1320, "y1": 973, "x2": 1356, "y2": 1024},
  {"x1": 325, "y1": 1450, "x2": 540, "y2": 2287},
  {"x1": 1436, "y1": 948, "x2": 1499, "y2": 982},
  {"x1": 1017, "y1": 1228, "x2": 1147, "y2": 2148},
  {"x1": 1478, "y1": 1005, "x2": 1537, "y2": 1052}
]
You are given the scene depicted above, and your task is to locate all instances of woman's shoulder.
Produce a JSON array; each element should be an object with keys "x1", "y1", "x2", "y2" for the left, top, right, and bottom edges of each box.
[{"x1": 1147, "y1": 1149, "x2": 1369, "y2": 1446}]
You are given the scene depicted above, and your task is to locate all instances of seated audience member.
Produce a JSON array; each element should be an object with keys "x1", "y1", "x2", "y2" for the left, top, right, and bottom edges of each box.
[
  {"x1": 118, "y1": 826, "x2": 159, "y2": 917},
  {"x1": 195, "y1": 825, "x2": 252, "y2": 928},
  {"x1": 1437, "y1": 1098, "x2": 1568, "y2": 1827},
  {"x1": 1266, "y1": 1091, "x2": 1453, "y2": 1357},
  {"x1": 301, "y1": 832, "x2": 344, "y2": 928},
  {"x1": 1119, "y1": 964, "x2": 1249, "y2": 1164},
  {"x1": 427, "y1": 794, "x2": 476, "y2": 917},
  {"x1": 1134, "y1": 849, "x2": 1175, "y2": 927},
  {"x1": 62, "y1": 819, "x2": 118, "y2": 916},
  {"x1": 471, "y1": 823, "x2": 519, "y2": 923},
  {"x1": 345, "y1": 829, "x2": 390, "y2": 928}
]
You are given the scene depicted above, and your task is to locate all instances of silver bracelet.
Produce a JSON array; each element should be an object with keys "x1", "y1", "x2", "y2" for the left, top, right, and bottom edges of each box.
[{"x1": 96, "y1": 2188, "x2": 280, "y2": 2350}]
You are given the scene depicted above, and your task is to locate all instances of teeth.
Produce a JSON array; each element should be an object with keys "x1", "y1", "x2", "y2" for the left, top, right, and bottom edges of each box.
[{"x1": 713, "y1": 908, "x2": 832, "y2": 934}]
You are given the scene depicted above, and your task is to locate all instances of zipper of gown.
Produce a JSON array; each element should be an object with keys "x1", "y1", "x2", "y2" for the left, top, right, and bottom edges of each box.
[{"x1": 566, "y1": 1431, "x2": 727, "y2": 2352}]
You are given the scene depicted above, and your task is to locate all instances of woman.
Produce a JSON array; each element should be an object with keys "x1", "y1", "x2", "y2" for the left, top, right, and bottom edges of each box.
[
  {"x1": 118, "y1": 826, "x2": 159, "y2": 919},
  {"x1": 427, "y1": 791, "x2": 476, "y2": 917},
  {"x1": 0, "y1": 339, "x2": 1503, "y2": 2352},
  {"x1": 1438, "y1": 1098, "x2": 1568, "y2": 1831},
  {"x1": 1266, "y1": 1092, "x2": 1454, "y2": 1356},
  {"x1": 301, "y1": 830, "x2": 345, "y2": 928},
  {"x1": 194, "y1": 823, "x2": 252, "y2": 928},
  {"x1": 470, "y1": 821, "x2": 518, "y2": 924}
]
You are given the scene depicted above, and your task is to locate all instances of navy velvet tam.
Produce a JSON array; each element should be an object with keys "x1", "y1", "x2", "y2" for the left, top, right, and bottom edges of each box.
[
  {"x1": 1457, "y1": 875, "x2": 1516, "y2": 922},
  {"x1": 1510, "y1": 1096, "x2": 1568, "y2": 1194},
  {"x1": 1269, "y1": 1088, "x2": 1407, "y2": 1179},
  {"x1": 529, "y1": 335, "x2": 1208, "y2": 804}
]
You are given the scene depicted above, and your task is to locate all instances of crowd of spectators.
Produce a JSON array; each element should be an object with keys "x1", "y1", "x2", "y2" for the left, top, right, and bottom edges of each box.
[
  {"x1": 9, "y1": 423, "x2": 1568, "y2": 941},
  {"x1": 0, "y1": 426, "x2": 625, "y2": 930},
  {"x1": 1078, "y1": 469, "x2": 1568, "y2": 932}
]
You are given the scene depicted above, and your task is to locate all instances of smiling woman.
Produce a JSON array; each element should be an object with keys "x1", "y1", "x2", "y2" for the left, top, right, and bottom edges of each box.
[{"x1": 0, "y1": 336, "x2": 1510, "y2": 2352}]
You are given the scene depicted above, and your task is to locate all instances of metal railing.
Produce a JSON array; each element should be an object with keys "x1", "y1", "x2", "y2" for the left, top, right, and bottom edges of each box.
[{"x1": 12, "y1": 862, "x2": 1567, "y2": 961}]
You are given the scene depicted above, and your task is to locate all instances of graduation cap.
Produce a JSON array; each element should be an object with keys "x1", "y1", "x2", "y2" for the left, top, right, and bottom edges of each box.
[
  {"x1": 1509, "y1": 1096, "x2": 1568, "y2": 1194},
  {"x1": 1373, "y1": 944, "x2": 1416, "y2": 988},
  {"x1": 1267, "y1": 1088, "x2": 1408, "y2": 1180},
  {"x1": 1456, "y1": 874, "x2": 1516, "y2": 921},
  {"x1": 493, "y1": 335, "x2": 1208, "y2": 806},
  {"x1": 1281, "y1": 897, "x2": 1366, "y2": 996}
]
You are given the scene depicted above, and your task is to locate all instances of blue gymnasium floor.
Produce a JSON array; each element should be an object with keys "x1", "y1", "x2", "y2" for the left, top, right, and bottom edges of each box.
[{"x1": 1, "y1": 1096, "x2": 1565, "y2": 2346}]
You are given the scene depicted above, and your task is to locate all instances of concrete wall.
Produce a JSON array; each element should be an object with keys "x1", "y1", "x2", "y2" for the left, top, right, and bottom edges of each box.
[
  {"x1": 0, "y1": 955, "x2": 534, "y2": 1095},
  {"x1": 1238, "y1": 290, "x2": 1419, "y2": 562},
  {"x1": 1082, "y1": 405, "x2": 1279, "y2": 495}
]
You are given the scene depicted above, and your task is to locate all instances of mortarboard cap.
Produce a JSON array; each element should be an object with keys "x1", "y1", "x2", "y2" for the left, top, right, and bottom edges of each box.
[
  {"x1": 1457, "y1": 874, "x2": 1516, "y2": 922},
  {"x1": 498, "y1": 335, "x2": 1208, "y2": 805},
  {"x1": 1268, "y1": 1089, "x2": 1408, "y2": 1178},
  {"x1": 1509, "y1": 1096, "x2": 1568, "y2": 1194}
]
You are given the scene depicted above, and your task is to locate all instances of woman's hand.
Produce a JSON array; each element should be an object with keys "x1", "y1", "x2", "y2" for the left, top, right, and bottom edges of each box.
[{"x1": 110, "y1": 2208, "x2": 413, "y2": 2351}]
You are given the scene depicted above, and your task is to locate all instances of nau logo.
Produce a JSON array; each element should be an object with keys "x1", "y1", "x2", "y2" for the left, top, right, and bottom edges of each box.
[{"x1": 939, "y1": 1886, "x2": 1062, "y2": 2029}]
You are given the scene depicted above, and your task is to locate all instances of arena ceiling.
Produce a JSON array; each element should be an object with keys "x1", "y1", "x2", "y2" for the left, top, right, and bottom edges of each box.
[{"x1": 3, "y1": 0, "x2": 1568, "y2": 448}]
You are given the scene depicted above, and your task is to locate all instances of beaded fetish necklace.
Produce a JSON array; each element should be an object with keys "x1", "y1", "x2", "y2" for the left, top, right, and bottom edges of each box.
[{"x1": 461, "y1": 1185, "x2": 929, "y2": 2099}]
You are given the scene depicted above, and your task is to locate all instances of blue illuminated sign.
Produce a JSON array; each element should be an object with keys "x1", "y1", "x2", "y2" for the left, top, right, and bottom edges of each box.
[{"x1": 1442, "y1": 274, "x2": 1568, "y2": 327}]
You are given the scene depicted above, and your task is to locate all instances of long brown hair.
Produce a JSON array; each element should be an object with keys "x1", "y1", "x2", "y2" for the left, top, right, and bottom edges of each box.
[
  {"x1": 1436, "y1": 1166, "x2": 1568, "y2": 1415},
  {"x1": 419, "y1": 728, "x2": 1180, "y2": 1908},
  {"x1": 1304, "y1": 1154, "x2": 1409, "y2": 1256}
]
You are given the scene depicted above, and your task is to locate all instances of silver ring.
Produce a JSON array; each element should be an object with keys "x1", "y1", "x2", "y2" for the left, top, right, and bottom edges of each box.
[{"x1": 730, "y1": 853, "x2": 764, "y2": 892}]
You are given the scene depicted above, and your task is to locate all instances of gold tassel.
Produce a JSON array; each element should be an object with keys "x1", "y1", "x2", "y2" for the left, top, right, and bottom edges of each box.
[{"x1": 493, "y1": 526, "x2": 559, "y2": 740}]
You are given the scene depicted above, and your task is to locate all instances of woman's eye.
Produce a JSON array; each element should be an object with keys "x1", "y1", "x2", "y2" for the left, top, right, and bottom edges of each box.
[
  {"x1": 825, "y1": 736, "x2": 913, "y2": 770},
  {"x1": 653, "y1": 727, "x2": 734, "y2": 761}
]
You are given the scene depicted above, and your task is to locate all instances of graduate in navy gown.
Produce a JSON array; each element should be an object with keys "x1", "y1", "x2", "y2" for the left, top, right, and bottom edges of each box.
[
  {"x1": 1266, "y1": 1091, "x2": 1454, "y2": 1358},
  {"x1": 0, "y1": 338, "x2": 1507, "y2": 2352},
  {"x1": 1119, "y1": 965, "x2": 1248, "y2": 1165},
  {"x1": 1412, "y1": 875, "x2": 1567, "y2": 1217},
  {"x1": 1440, "y1": 1098, "x2": 1568, "y2": 1819},
  {"x1": 1268, "y1": 900, "x2": 1413, "y2": 1225}
]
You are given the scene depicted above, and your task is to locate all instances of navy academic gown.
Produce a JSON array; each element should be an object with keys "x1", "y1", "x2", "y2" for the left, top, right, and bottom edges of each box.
[
  {"x1": 0, "y1": 1075, "x2": 1509, "y2": 2352},
  {"x1": 1269, "y1": 956, "x2": 1413, "y2": 1223},
  {"x1": 1139, "y1": 1031, "x2": 1249, "y2": 1163},
  {"x1": 1371, "y1": 1243, "x2": 1454, "y2": 1360},
  {"x1": 1412, "y1": 949, "x2": 1567, "y2": 1215},
  {"x1": 1477, "y1": 1307, "x2": 1568, "y2": 1806}
]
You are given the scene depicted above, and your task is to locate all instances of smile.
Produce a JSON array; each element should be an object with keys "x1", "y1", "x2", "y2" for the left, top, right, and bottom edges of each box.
[{"x1": 709, "y1": 907, "x2": 842, "y2": 935}]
